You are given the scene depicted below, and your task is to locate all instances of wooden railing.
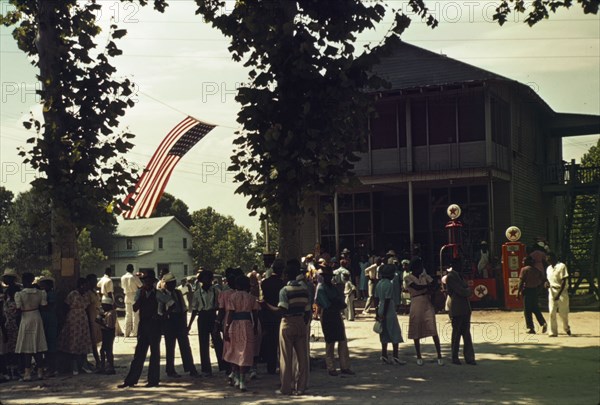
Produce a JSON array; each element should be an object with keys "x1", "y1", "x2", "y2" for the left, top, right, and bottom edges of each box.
[{"x1": 541, "y1": 161, "x2": 600, "y2": 186}]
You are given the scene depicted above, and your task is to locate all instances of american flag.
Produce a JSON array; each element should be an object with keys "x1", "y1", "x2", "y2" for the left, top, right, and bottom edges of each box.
[{"x1": 122, "y1": 116, "x2": 215, "y2": 219}]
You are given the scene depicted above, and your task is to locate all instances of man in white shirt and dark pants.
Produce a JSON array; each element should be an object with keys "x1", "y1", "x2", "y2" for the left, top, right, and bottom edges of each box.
[
  {"x1": 121, "y1": 264, "x2": 142, "y2": 337},
  {"x1": 545, "y1": 252, "x2": 571, "y2": 337}
]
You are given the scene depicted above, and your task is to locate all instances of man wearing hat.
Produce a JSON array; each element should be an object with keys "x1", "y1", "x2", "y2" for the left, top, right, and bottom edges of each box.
[
  {"x1": 121, "y1": 264, "x2": 142, "y2": 338},
  {"x1": 119, "y1": 269, "x2": 162, "y2": 388},
  {"x1": 259, "y1": 259, "x2": 286, "y2": 375},
  {"x1": 161, "y1": 273, "x2": 198, "y2": 377}
]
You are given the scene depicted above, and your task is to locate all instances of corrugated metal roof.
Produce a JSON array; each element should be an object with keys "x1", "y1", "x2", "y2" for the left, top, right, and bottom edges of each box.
[
  {"x1": 116, "y1": 216, "x2": 180, "y2": 237},
  {"x1": 372, "y1": 41, "x2": 511, "y2": 91}
]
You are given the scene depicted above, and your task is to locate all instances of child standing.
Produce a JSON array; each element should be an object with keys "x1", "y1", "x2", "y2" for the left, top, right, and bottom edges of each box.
[
  {"x1": 343, "y1": 273, "x2": 356, "y2": 321},
  {"x1": 98, "y1": 296, "x2": 117, "y2": 374}
]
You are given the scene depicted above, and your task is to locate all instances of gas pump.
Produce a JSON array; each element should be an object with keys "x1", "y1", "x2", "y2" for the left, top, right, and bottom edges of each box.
[
  {"x1": 439, "y1": 204, "x2": 462, "y2": 275},
  {"x1": 502, "y1": 226, "x2": 526, "y2": 310}
]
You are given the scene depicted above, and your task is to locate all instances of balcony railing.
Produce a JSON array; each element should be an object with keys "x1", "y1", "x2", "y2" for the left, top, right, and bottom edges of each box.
[{"x1": 542, "y1": 161, "x2": 600, "y2": 186}]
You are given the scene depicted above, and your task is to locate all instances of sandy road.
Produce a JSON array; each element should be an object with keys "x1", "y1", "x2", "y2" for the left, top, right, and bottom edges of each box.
[{"x1": 1, "y1": 309, "x2": 598, "y2": 405}]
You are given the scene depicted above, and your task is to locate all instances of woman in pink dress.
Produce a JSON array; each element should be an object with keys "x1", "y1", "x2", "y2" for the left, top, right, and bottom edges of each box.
[
  {"x1": 223, "y1": 275, "x2": 260, "y2": 392},
  {"x1": 58, "y1": 278, "x2": 92, "y2": 375},
  {"x1": 218, "y1": 267, "x2": 244, "y2": 380}
]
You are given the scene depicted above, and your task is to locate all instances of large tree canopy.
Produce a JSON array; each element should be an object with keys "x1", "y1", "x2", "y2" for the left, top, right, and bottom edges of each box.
[
  {"x1": 151, "y1": 192, "x2": 193, "y2": 228},
  {"x1": 0, "y1": 187, "x2": 14, "y2": 226},
  {"x1": 189, "y1": 207, "x2": 260, "y2": 272},
  {"x1": 0, "y1": 0, "x2": 168, "y2": 287}
]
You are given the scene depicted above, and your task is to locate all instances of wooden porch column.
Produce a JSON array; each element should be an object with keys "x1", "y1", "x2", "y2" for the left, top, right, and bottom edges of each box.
[
  {"x1": 409, "y1": 181, "x2": 414, "y2": 252},
  {"x1": 334, "y1": 192, "x2": 340, "y2": 257},
  {"x1": 484, "y1": 91, "x2": 493, "y2": 166}
]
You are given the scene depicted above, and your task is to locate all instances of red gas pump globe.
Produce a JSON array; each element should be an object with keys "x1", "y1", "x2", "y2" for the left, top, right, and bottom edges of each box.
[{"x1": 502, "y1": 226, "x2": 525, "y2": 310}]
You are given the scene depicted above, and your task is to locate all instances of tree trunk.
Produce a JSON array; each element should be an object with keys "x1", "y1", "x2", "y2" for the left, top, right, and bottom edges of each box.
[
  {"x1": 50, "y1": 203, "x2": 79, "y2": 294},
  {"x1": 278, "y1": 212, "x2": 303, "y2": 261},
  {"x1": 37, "y1": 1, "x2": 79, "y2": 294}
]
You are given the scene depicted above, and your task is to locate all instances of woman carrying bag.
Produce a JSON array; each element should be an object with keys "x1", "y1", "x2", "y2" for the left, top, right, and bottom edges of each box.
[{"x1": 375, "y1": 261, "x2": 405, "y2": 365}]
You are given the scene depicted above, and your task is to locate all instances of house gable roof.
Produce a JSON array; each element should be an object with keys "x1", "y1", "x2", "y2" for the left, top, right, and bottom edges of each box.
[
  {"x1": 372, "y1": 41, "x2": 511, "y2": 91},
  {"x1": 116, "y1": 216, "x2": 190, "y2": 237},
  {"x1": 371, "y1": 41, "x2": 600, "y2": 137}
]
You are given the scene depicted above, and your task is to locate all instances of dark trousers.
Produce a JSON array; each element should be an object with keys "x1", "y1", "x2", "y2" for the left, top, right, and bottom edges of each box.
[
  {"x1": 165, "y1": 313, "x2": 197, "y2": 375},
  {"x1": 261, "y1": 317, "x2": 282, "y2": 374},
  {"x1": 123, "y1": 320, "x2": 161, "y2": 386},
  {"x1": 523, "y1": 287, "x2": 546, "y2": 330},
  {"x1": 197, "y1": 310, "x2": 224, "y2": 373},
  {"x1": 450, "y1": 315, "x2": 475, "y2": 363},
  {"x1": 100, "y1": 328, "x2": 115, "y2": 368}
]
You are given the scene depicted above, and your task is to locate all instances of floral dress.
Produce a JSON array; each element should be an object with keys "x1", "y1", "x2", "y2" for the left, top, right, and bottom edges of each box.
[
  {"x1": 58, "y1": 291, "x2": 92, "y2": 355},
  {"x1": 3, "y1": 299, "x2": 20, "y2": 354},
  {"x1": 223, "y1": 290, "x2": 260, "y2": 367}
]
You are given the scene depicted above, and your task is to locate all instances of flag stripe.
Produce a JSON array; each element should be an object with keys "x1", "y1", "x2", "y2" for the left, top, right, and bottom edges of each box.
[
  {"x1": 133, "y1": 117, "x2": 198, "y2": 198},
  {"x1": 126, "y1": 155, "x2": 178, "y2": 218},
  {"x1": 122, "y1": 116, "x2": 215, "y2": 219},
  {"x1": 139, "y1": 156, "x2": 180, "y2": 218},
  {"x1": 137, "y1": 155, "x2": 180, "y2": 217},
  {"x1": 122, "y1": 117, "x2": 197, "y2": 209}
]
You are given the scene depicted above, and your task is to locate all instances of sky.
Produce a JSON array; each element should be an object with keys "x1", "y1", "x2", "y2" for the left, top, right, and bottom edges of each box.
[{"x1": 1, "y1": 1, "x2": 599, "y2": 234}]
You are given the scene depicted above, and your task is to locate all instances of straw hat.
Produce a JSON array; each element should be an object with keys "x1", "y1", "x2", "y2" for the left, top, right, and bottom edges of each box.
[
  {"x1": 2, "y1": 268, "x2": 19, "y2": 280},
  {"x1": 101, "y1": 296, "x2": 114, "y2": 305},
  {"x1": 162, "y1": 272, "x2": 176, "y2": 283}
]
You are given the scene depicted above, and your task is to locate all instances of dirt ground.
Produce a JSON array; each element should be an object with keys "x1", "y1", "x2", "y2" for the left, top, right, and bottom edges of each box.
[{"x1": 1, "y1": 306, "x2": 598, "y2": 405}]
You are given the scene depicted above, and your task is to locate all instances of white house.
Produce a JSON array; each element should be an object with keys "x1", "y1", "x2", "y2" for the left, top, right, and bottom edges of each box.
[{"x1": 103, "y1": 216, "x2": 195, "y2": 279}]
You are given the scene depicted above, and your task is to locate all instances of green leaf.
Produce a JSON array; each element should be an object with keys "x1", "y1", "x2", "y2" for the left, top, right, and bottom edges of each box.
[{"x1": 112, "y1": 29, "x2": 127, "y2": 40}]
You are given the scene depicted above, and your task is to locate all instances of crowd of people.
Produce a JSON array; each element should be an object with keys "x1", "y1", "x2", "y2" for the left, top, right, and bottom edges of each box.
[{"x1": 0, "y1": 242, "x2": 572, "y2": 395}]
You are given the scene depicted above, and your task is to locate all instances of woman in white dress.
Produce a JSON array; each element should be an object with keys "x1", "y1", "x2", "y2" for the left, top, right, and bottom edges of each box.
[{"x1": 14, "y1": 272, "x2": 47, "y2": 381}]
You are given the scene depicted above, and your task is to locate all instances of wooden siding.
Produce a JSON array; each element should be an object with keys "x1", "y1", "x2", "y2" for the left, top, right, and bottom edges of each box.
[
  {"x1": 105, "y1": 219, "x2": 194, "y2": 279},
  {"x1": 510, "y1": 98, "x2": 550, "y2": 244},
  {"x1": 372, "y1": 149, "x2": 400, "y2": 175}
]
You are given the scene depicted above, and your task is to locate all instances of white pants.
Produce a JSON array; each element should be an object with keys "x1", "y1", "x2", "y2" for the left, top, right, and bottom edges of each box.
[
  {"x1": 548, "y1": 291, "x2": 570, "y2": 336},
  {"x1": 124, "y1": 299, "x2": 140, "y2": 337}
]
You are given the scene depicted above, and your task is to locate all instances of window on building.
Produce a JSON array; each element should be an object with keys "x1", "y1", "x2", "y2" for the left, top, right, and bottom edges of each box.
[
  {"x1": 183, "y1": 238, "x2": 188, "y2": 249},
  {"x1": 158, "y1": 237, "x2": 163, "y2": 249},
  {"x1": 126, "y1": 239, "x2": 133, "y2": 250},
  {"x1": 370, "y1": 100, "x2": 398, "y2": 150},
  {"x1": 458, "y1": 92, "x2": 485, "y2": 142},
  {"x1": 410, "y1": 99, "x2": 427, "y2": 146},
  {"x1": 320, "y1": 193, "x2": 372, "y2": 253},
  {"x1": 428, "y1": 96, "x2": 457, "y2": 145},
  {"x1": 184, "y1": 265, "x2": 188, "y2": 276}
]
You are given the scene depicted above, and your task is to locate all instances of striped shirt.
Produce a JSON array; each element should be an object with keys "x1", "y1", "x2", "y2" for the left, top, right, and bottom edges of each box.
[{"x1": 278, "y1": 280, "x2": 310, "y2": 315}]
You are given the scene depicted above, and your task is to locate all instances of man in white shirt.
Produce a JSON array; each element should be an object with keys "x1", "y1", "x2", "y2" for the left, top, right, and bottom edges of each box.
[
  {"x1": 545, "y1": 252, "x2": 571, "y2": 337},
  {"x1": 362, "y1": 257, "x2": 382, "y2": 314},
  {"x1": 121, "y1": 264, "x2": 142, "y2": 337},
  {"x1": 98, "y1": 267, "x2": 115, "y2": 300}
]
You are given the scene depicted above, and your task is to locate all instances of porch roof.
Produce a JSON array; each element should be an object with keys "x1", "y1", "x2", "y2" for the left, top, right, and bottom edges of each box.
[{"x1": 357, "y1": 167, "x2": 510, "y2": 187}]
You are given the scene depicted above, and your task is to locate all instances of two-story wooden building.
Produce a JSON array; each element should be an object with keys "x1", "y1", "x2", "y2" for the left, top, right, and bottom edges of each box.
[
  {"x1": 299, "y1": 41, "x2": 600, "y2": 272},
  {"x1": 103, "y1": 216, "x2": 195, "y2": 279}
]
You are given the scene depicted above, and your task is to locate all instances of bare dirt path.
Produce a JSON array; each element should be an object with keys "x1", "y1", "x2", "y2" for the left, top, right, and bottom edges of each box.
[{"x1": 1, "y1": 309, "x2": 598, "y2": 405}]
